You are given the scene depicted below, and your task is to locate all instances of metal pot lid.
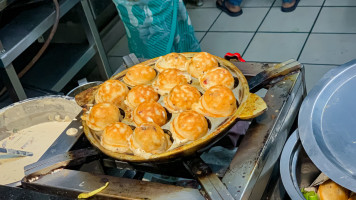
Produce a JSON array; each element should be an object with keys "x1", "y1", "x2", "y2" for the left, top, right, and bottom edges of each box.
[{"x1": 298, "y1": 59, "x2": 356, "y2": 191}]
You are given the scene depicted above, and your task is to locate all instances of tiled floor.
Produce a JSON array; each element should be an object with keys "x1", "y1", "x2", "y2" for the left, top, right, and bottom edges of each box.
[{"x1": 108, "y1": 0, "x2": 356, "y2": 92}]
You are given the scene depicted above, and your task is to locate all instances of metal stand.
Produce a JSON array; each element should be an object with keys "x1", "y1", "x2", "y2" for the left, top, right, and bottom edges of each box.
[
  {"x1": 0, "y1": 0, "x2": 113, "y2": 102},
  {"x1": 80, "y1": 0, "x2": 112, "y2": 79}
]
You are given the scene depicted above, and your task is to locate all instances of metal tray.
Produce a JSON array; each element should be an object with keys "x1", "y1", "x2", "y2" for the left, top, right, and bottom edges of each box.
[
  {"x1": 298, "y1": 59, "x2": 356, "y2": 191},
  {"x1": 82, "y1": 52, "x2": 268, "y2": 162}
]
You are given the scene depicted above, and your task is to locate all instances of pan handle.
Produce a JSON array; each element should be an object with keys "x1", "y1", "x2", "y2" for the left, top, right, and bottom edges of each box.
[
  {"x1": 235, "y1": 93, "x2": 267, "y2": 120},
  {"x1": 248, "y1": 59, "x2": 302, "y2": 92}
]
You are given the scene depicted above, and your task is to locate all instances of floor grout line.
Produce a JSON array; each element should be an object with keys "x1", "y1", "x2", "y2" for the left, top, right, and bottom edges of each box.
[
  {"x1": 198, "y1": 10, "x2": 223, "y2": 43},
  {"x1": 241, "y1": 0, "x2": 277, "y2": 57},
  {"x1": 296, "y1": 0, "x2": 326, "y2": 61},
  {"x1": 199, "y1": 31, "x2": 356, "y2": 34}
]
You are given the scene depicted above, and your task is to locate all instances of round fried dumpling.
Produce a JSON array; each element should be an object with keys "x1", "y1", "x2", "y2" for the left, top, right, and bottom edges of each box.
[
  {"x1": 86, "y1": 102, "x2": 121, "y2": 132},
  {"x1": 192, "y1": 85, "x2": 237, "y2": 117},
  {"x1": 155, "y1": 52, "x2": 188, "y2": 72},
  {"x1": 171, "y1": 111, "x2": 208, "y2": 141},
  {"x1": 133, "y1": 101, "x2": 167, "y2": 126},
  {"x1": 200, "y1": 67, "x2": 234, "y2": 90},
  {"x1": 318, "y1": 180, "x2": 350, "y2": 200},
  {"x1": 123, "y1": 64, "x2": 156, "y2": 86},
  {"x1": 164, "y1": 84, "x2": 201, "y2": 113},
  {"x1": 95, "y1": 80, "x2": 129, "y2": 107},
  {"x1": 125, "y1": 85, "x2": 159, "y2": 109},
  {"x1": 129, "y1": 123, "x2": 172, "y2": 157},
  {"x1": 152, "y1": 69, "x2": 191, "y2": 95},
  {"x1": 187, "y1": 52, "x2": 219, "y2": 78},
  {"x1": 101, "y1": 122, "x2": 133, "y2": 153}
]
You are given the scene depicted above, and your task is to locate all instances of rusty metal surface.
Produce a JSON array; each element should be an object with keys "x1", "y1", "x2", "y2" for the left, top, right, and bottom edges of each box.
[
  {"x1": 23, "y1": 169, "x2": 205, "y2": 200},
  {"x1": 0, "y1": 184, "x2": 74, "y2": 200},
  {"x1": 24, "y1": 148, "x2": 99, "y2": 177},
  {"x1": 101, "y1": 158, "x2": 193, "y2": 178},
  {"x1": 222, "y1": 65, "x2": 305, "y2": 200},
  {"x1": 184, "y1": 157, "x2": 234, "y2": 200},
  {"x1": 82, "y1": 53, "x2": 268, "y2": 162}
]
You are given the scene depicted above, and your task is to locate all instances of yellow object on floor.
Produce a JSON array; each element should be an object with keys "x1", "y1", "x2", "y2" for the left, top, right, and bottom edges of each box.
[{"x1": 78, "y1": 182, "x2": 109, "y2": 199}]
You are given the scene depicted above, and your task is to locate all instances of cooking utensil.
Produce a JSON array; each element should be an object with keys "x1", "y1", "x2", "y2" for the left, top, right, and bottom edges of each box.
[
  {"x1": 247, "y1": 59, "x2": 301, "y2": 92},
  {"x1": 66, "y1": 81, "x2": 102, "y2": 97},
  {"x1": 81, "y1": 53, "x2": 301, "y2": 162},
  {"x1": 38, "y1": 110, "x2": 84, "y2": 162},
  {"x1": 0, "y1": 95, "x2": 82, "y2": 185},
  {"x1": 0, "y1": 147, "x2": 33, "y2": 157},
  {"x1": 298, "y1": 59, "x2": 356, "y2": 192}
]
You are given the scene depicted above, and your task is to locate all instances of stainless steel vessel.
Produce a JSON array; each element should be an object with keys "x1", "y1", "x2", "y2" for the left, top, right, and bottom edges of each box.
[
  {"x1": 0, "y1": 95, "x2": 82, "y2": 185},
  {"x1": 280, "y1": 130, "x2": 321, "y2": 200},
  {"x1": 281, "y1": 59, "x2": 356, "y2": 199}
]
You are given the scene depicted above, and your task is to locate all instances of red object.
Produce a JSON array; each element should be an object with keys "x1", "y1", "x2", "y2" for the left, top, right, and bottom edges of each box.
[{"x1": 224, "y1": 52, "x2": 246, "y2": 62}]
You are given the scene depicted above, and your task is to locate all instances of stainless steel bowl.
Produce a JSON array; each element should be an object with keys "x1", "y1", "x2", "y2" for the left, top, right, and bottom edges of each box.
[
  {"x1": 66, "y1": 81, "x2": 102, "y2": 97},
  {"x1": 0, "y1": 95, "x2": 82, "y2": 186},
  {"x1": 280, "y1": 130, "x2": 321, "y2": 200}
]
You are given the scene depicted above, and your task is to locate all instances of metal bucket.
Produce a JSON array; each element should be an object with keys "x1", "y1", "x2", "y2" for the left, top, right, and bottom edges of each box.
[
  {"x1": 280, "y1": 130, "x2": 321, "y2": 200},
  {"x1": 66, "y1": 81, "x2": 102, "y2": 97}
]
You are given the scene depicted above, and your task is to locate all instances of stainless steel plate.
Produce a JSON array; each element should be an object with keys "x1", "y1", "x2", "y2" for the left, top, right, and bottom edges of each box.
[{"x1": 298, "y1": 59, "x2": 356, "y2": 191}]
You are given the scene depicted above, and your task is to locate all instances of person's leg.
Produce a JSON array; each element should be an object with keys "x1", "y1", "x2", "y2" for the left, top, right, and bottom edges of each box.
[
  {"x1": 216, "y1": 0, "x2": 243, "y2": 16},
  {"x1": 281, "y1": 0, "x2": 299, "y2": 12},
  {"x1": 112, "y1": 0, "x2": 176, "y2": 58},
  {"x1": 173, "y1": 0, "x2": 201, "y2": 53},
  {"x1": 225, "y1": 0, "x2": 242, "y2": 13},
  {"x1": 282, "y1": 0, "x2": 295, "y2": 9}
]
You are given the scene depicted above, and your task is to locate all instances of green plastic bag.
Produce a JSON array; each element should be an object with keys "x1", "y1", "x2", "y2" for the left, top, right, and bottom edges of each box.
[{"x1": 112, "y1": 0, "x2": 201, "y2": 58}]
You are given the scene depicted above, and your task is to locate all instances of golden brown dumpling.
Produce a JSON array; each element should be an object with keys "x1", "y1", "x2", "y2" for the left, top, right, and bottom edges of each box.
[
  {"x1": 125, "y1": 85, "x2": 159, "y2": 109},
  {"x1": 187, "y1": 52, "x2": 219, "y2": 78},
  {"x1": 101, "y1": 122, "x2": 133, "y2": 153},
  {"x1": 171, "y1": 111, "x2": 208, "y2": 142},
  {"x1": 155, "y1": 52, "x2": 188, "y2": 72},
  {"x1": 164, "y1": 84, "x2": 201, "y2": 113},
  {"x1": 95, "y1": 80, "x2": 129, "y2": 107},
  {"x1": 349, "y1": 194, "x2": 356, "y2": 200},
  {"x1": 192, "y1": 85, "x2": 237, "y2": 117},
  {"x1": 152, "y1": 68, "x2": 191, "y2": 95},
  {"x1": 85, "y1": 102, "x2": 121, "y2": 132},
  {"x1": 200, "y1": 67, "x2": 234, "y2": 90},
  {"x1": 123, "y1": 64, "x2": 156, "y2": 86},
  {"x1": 132, "y1": 101, "x2": 167, "y2": 126},
  {"x1": 318, "y1": 180, "x2": 350, "y2": 200},
  {"x1": 129, "y1": 123, "x2": 172, "y2": 158}
]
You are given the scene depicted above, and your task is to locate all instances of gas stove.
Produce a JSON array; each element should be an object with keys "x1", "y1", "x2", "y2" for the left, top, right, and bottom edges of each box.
[{"x1": 0, "y1": 60, "x2": 305, "y2": 200}]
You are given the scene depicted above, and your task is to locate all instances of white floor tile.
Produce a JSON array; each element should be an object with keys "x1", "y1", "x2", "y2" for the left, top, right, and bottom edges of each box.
[
  {"x1": 274, "y1": 0, "x2": 324, "y2": 6},
  {"x1": 200, "y1": 32, "x2": 254, "y2": 57},
  {"x1": 303, "y1": 64, "x2": 336, "y2": 92},
  {"x1": 299, "y1": 34, "x2": 356, "y2": 65},
  {"x1": 313, "y1": 7, "x2": 356, "y2": 33},
  {"x1": 195, "y1": 32, "x2": 206, "y2": 42},
  {"x1": 324, "y1": 0, "x2": 356, "y2": 6},
  {"x1": 243, "y1": 33, "x2": 308, "y2": 62},
  {"x1": 211, "y1": 8, "x2": 268, "y2": 31},
  {"x1": 108, "y1": 36, "x2": 130, "y2": 57},
  {"x1": 260, "y1": 7, "x2": 319, "y2": 32},
  {"x1": 187, "y1": 8, "x2": 221, "y2": 31},
  {"x1": 241, "y1": 0, "x2": 275, "y2": 7},
  {"x1": 186, "y1": 0, "x2": 216, "y2": 8}
]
